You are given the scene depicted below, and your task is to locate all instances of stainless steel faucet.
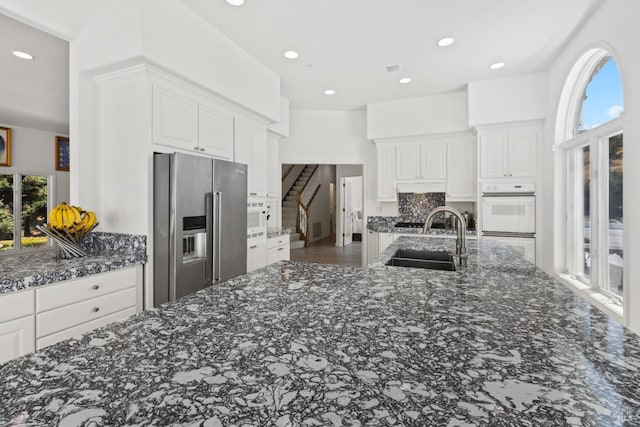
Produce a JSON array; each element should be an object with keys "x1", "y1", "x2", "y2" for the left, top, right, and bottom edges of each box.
[{"x1": 423, "y1": 206, "x2": 468, "y2": 267}]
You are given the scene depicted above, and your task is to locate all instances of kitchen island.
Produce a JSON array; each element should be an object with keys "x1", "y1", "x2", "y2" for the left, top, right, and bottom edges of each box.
[{"x1": 1, "y1": 236, "x2": 640, "y2": 425}]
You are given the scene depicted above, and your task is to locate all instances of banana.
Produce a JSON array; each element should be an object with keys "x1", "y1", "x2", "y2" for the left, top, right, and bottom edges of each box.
[
  {"x1": 63, "y1": 204, "x2": 75, "y2": 229},
  {"x1": 69, "y1": 205, "x2": 82, "y2": 225},
  {"x1": 84, "y1": 211, "x2": 97, "y2": 230},
  {"x1": 48, "y1": 205, "x2": 60, "y2": 228}
]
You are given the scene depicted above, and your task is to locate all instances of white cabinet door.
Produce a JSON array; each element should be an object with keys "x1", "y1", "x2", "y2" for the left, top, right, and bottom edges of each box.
[
  {"x1": 267, "y1": 243, "x2": 290, "y2": 264},
  {"x1": 266, "y1": 136, "x2": 280, "y2": 198},
  {"x1": 199, "y1": 103, "x2": 234, "y2": 160},
  {"x1": 234, "y1": 119, "x2": 267, "y2": 197},
  {"x1": 251, "y1": 126, "x2": 268, "y2": 196},
  {"x1": 507, "y1": 131, "x2": 537, "y2": 178},
  {"x1": 395, "y1": 144, "x2": 421, "y2": 181},
  {"x1": 367, "y1": 230, "x2": 379, "y2": 264},
  {"x1": 377, "y1": 145, "x2": 396, "y2": 201},
  {"x1": 446, "y1": 139, "x2": 476, "y2": 200},
  {"x1": 0, "y1": 316, "x2": 35, "y2": 364},
  {"x1": 421, "y1": 142, "x2": 447, "y2": 180},
  {"x1": 247, "y1": 239, "x2": 268, "y2": 272},
  {"x1": 152, "y1": 85, "x2": 198, "y2": 151},
  {"x1": 479, "y1": 134, "x2": 508, "y2": 178}
]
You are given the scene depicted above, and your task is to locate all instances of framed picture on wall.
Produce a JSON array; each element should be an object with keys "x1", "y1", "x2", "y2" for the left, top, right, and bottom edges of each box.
[
  {"x1": 56, "y1": 136, "x2": 69, "y2": 171},
  {"x1": 0, "y1": 126, "x2": 11, "y2": 167}
]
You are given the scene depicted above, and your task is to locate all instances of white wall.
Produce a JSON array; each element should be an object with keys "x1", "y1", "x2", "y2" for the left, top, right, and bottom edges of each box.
[
  {"x1": 0, "y1": 123, "x2": 70, "y2": 207},
  {"x1": 468, "y1": 73, "x2": 547, "y2": 126},
  {"x1": 366, "y1": 91, "x2": 469, "y2": 140},
  {"x1": 542, "y1": 0, "x2": 640, "y2": 332}
]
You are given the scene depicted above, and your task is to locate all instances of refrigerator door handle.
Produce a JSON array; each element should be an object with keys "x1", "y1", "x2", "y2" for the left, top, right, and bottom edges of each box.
[
  {"x1": 205, "y1": 193, "x2": 214, "y2": 285},
  {"x1": 213, "y1": 192, "x2": 223, "y2": 283}
]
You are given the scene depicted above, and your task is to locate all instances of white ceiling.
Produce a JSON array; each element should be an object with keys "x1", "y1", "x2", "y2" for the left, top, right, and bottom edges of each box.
[
  {"x1": 0, "y1": 13, "x2": 69, "y2": 134},
  {"x1": 183, "y1": 0, "x2": 603, "y2": 111}
]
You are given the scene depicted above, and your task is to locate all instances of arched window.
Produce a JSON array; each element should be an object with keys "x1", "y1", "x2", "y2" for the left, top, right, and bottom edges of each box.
[{"x1": 557, "y1": 48, "x2": 624, "y2": 303}]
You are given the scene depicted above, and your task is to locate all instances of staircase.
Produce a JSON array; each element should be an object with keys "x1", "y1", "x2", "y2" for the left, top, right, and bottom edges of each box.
[{"x1": 283, "y1": 165, "x2": 316, "y2": 249}]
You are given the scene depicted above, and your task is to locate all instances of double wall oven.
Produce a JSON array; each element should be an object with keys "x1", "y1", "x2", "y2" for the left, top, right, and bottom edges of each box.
[{"x1": 481, "y1": 183, "x2": 536, "y2": 264}]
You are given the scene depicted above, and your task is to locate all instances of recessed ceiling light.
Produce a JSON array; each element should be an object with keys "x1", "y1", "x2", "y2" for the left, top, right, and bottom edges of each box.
[
  {"x1": 284, "y1": 50, "x2": 299, "y2": 60},
  {"x1": 437, "y1": 37, "x2": 455, "y2": 47},
  {"x1": 399, "y1": 77, "x2": 412, "y2": 84},
  {"x1": 324, "y1": 89, "x2": 336, "y2": 95},
  {"x1": 12, "y1": 51, "x2": 34, "y2": 60},
  {"x1": 225, "y1": 0, "x2": 245, "y2": 6},
  {"x1": 490, "y1": 62, "x2": 505, "y2": 70}
]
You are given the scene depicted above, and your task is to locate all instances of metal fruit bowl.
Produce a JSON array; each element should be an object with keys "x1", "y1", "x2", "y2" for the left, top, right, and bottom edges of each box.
[{"x1": 35, "y1": 223, "x2": 99, "y2": 259}]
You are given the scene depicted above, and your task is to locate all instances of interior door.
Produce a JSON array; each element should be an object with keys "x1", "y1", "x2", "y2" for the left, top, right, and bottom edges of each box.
[{"x1": 340, "y1": 177, "x2": 353, "y2": 246}]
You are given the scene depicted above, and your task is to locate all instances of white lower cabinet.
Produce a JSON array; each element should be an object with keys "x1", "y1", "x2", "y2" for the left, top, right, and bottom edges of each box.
[
  {"x1": 247, "y1": 239, "x2": 268, "y2": 272},
  {"x1": 267, "y1": 236, "x2": 290, "y2": 264},
  {"x1": 35, "y1": 267, "x2": 141, "y2": 350},
  {"x1": 378, "y1": 233, "x2": 395, "y2": 255},
  {"x1": 367, "y1": 230, "x2": 397, "y2": 265},
  {"x1": 0, "y1": 290, "x2": 35, "y2": 364}
]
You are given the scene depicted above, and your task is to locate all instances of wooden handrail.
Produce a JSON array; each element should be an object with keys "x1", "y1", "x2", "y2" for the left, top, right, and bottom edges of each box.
[{"x1": 298, "y1": 165, "x2": 319, "y2": 196}]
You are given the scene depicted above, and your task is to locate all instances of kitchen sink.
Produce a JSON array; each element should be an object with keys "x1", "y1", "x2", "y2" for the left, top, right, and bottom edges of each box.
[{"x1": 385, "y1": 249, "x2": 456, "y2": 271}]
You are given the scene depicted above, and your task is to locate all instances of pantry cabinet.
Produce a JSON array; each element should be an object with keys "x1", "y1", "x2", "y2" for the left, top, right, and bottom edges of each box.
[
  {"x1": 198, "y1": 102, "x2": 234, "y2": 160},
  {"x1": 235, "y1": 118, "x2": 268, "y2": 197},
  {"x1": 479, "y1": 125, "x2": 538, "y2": 179},
  {"x1": 266, "y1": 136, "x2": 280, "y2": 198}
]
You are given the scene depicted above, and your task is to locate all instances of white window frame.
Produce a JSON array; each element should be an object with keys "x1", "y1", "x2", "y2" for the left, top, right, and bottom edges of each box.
[{"x1": 0, "y1": 171, "x2": 55, "y2": 255}]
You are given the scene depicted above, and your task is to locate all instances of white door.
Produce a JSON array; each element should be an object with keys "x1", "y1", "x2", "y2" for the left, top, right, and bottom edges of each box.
[
  {"x1": 0, "y1": 316, "x2": 35, "y2": 364},
  {"x1": 377, "y1": 145, "x2": 396, "y2": 201},
  {"x1": 198, "y1": 103, "x2": 234, "y2": 160},
  {"x1": 446, "y1": 139, "x2": 476, "y2": 200},
  {"x1": 507, "y1": 131, "x2": 538, "y2": 178},
  {"x1": 479, "y1": 134, "x2": 508, "y2": 178},
  {"x1": 395, "y1": 144, "x2": 421, "y2": 181},
  {"x1": 340, "y1": 177, "x2": 353, "y2": 246},
  {"x1": 421, "y1": 142, "x2": 447, "y2": 180}
]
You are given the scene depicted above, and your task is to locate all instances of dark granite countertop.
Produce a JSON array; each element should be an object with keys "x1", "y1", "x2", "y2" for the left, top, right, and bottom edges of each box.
[
  {"x1": 0, "y1": 232, "x2": 146, "y2": 295},
  {"x1": 267, "y1": 228, "x2": 292, "y2": 239},
  {"x1": 368, "y1": 215, "x2": 477, "y2": 236},
  {"x1": 1, "y1": 236, "x2": 639, "y2": 425}
]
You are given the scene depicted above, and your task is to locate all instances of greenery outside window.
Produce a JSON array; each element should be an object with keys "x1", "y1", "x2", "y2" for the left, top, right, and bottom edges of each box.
[{"x1": 0, "y1": 173, "x2": 53, "y2": 252}]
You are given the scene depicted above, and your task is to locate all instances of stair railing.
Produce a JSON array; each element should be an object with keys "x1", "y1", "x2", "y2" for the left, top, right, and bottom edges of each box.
[{"x1": 296, "y1": 165, "x2": 321, "y2": 246}]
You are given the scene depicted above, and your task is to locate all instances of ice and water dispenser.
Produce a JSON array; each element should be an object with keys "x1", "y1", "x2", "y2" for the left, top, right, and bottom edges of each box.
[{"x1": 182, "y1": 216, "x2": 207, "y2": 262}]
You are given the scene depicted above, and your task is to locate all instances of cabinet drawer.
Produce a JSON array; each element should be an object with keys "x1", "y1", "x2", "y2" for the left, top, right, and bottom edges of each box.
[
  {"x1": 36, "y1": 307, "x2": 137, "y2": 350},
  {"x1": 37, "y1": 288, "x2": 136, "y2": 338},
  {"x1": 36, "y1": 268, "x2": 137, "y2": 312},
  {"x1": 0, "y1": 290, "x2": 34, "y2": 323},
  {"x1": 267, "y1": 245, "x2": 290, "y2": 264},
  {"x1": 0, "y1": 315, "x2": 35, "y2": 364},
  {"x1": 267, "y1": 236, "x2": 289, "y2": 249}
]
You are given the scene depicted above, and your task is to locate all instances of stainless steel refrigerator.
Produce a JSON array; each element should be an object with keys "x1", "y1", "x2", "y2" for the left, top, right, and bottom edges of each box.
[{"x1": 153, "y1": 152, "x2": 247, "y2": 306}]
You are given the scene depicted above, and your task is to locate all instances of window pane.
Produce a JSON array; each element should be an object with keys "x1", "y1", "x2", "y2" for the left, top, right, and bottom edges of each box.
[
  {"x1": 607, "y1": 134, "x2": 623, "y2": 298},
  {"x1": 576, "y1": 56, "x2": 624, "y2": 135},
  {"x1": 582, "y1": 146, "x2": 591, "y2": 279},
  {"x1": 21, "y1": 175, "x2": 48, "y2": 249},
  {"x1": 0, "y1": 175, "x2": 14, "y2": 251}
]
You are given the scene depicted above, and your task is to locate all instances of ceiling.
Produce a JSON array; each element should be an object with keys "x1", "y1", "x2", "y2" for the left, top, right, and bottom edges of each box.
[
  {"x1": 183, "y1": 0, "x2": 603, "y2": 111},
  {"x1": 0, "y1": 13, "x2": 69, "y2": 134}
]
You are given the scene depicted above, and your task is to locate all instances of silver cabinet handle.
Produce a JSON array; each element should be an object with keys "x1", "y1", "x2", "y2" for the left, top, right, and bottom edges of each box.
[
  {"x1": 278, "y1": 247, "x2": 284, "y2": 251},
  {"x1": 194, "y1": 147, "x2": 199, "y2": 150},
  {"x1": 92, "y1": 285, "x2": 99, "y2": 290},
  {"x1": 92, "y1": 307, "x2": 100, "y2": 312}
]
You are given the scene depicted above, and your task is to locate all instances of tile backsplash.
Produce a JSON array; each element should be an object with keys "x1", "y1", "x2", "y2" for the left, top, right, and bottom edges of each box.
[{"x1": 398, "y1": 192, "x2": 446, "y2": 223}]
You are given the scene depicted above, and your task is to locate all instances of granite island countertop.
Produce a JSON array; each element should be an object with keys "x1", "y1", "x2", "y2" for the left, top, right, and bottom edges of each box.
[
  {"x1": 368, "y1": 215, "x2": 477, "y2": 236},
  {"x1": 0, "y1": 232, "x2": 146, "y2": 294},
  {"x1": 1, "y1": 236, "x2": 640, "y2": 425}
]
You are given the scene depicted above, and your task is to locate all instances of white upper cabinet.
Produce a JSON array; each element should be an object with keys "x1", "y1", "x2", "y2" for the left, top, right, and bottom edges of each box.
[
  {"x1": 152, "y1": 84, "x2": 198, "y2": 150},
  {"x1": 479, "y1": 124, "x2": 539, "y2": 179},
  {"x1": 395, "y1": 142, "x2": 446, "y2": 181},
  {"x1": 446, "y1": 138, "x2": 476, "y2": 201},
  {"x1": 198, "y1": 102, "x2": 234, "y2": 160},
  {"x1": 377, "y1": 145, "x2": 396, "y2": 201},
  {"x1": 421, "y1": 142, "x2": 447, "y2": 180},
  {"x1": 395, "y1": 144, "x2": 421, "y2": 180},
  {"x1": 153, "y1": 82, "x2": 235, "y2": 160},
  {"x1": 234, "y1": 118, "x2": 267, "y2": 197}
]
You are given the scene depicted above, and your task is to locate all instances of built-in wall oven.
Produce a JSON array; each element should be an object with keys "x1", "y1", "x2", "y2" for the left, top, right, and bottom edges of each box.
[
  {"x1": 247, "y1": 198, "x2": 267, "y2": 240},
  {"x1": 481, "y1": 183, "x2": 536, "y2": 264}
]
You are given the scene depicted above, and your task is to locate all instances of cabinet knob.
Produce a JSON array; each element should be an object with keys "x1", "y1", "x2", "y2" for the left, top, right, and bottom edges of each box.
[
  {"x1": 200, "y1": 148, "x2": 205, "y2": 152},
  {"x1": 194, "y1": 147, "x2": 199, "y2": 150},
  {"x1": 92, "y1": 307, "x2": 100, "y2": 313},
  {"x1": 92, "y1": 285, "x2": 99, "y2": 290},
  {"x1": 278, "y1": 247, "x2": 284, "y2": 251}
]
